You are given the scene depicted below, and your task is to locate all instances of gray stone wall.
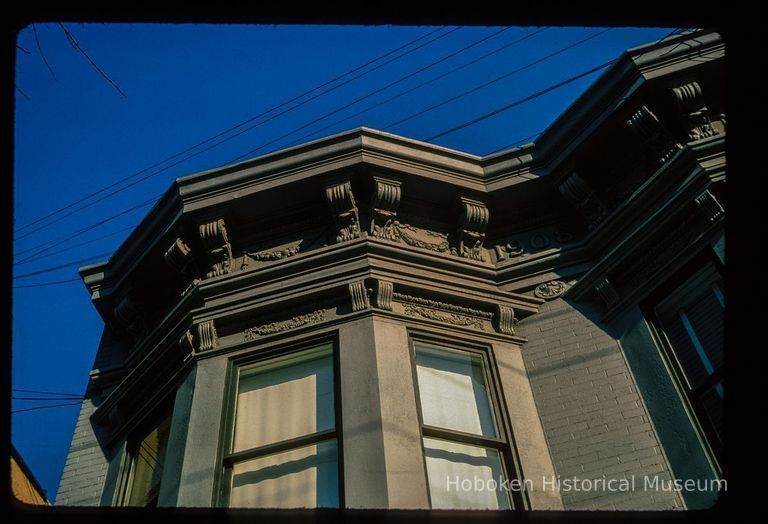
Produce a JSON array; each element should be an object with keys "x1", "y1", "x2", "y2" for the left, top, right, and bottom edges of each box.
[{"x1": 516, "y1": 297, "x2": 683, "y2": 510}]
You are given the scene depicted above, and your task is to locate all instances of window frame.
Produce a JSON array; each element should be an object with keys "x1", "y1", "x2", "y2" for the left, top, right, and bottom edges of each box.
[
  {"x1": 407, "y1": 331, "x2": 528, "y2": 510},
  {"x1": 641, "y1": 247, "x2": 724, "y2": 473},
  {"x1": 215, "y1": 334, "x2": 344, "y2": 508},
  {"x1": 116, "y1": 397, "x2": 175, "y2": 507}
]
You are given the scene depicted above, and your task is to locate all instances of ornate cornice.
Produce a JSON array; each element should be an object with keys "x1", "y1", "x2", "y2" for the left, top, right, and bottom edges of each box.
[
  {"x1": 199, "y1": 218, "x2": 233, "y2": 278},
  {"x1": 325, "y1": 180, "x2": 361, "y2": 243},
  {"x1": 370, "y1": 176, "x2": 402, "y2": 241}
]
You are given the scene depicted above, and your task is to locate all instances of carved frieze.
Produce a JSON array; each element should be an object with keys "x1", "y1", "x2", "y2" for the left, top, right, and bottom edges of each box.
[
  {"x1": 244, "y1": 310, "x2": 326, "y2": 340},
  {"x1": 392, "y1": 292, "x2": 494, "y2": 319},
  {"x1": 403, "y1": 304, "x2": 484, "y2": 329},
  {"x1": 349, "y1": 280, "x2": 371, "y2": 312},
  {"x1": 671, "y1": 81, "x2": 717, "y2": 142},
  {"x1": 392, "y1": 222, "x2": 451, "y2": 253},
  {"x1": 113, "y1": 295, "x2": 147, "y2": 339},
  {"x1": 558, "y1": 172, "x2": 608, "y2": 230},
  {"x1": 494, "y1": 304, "x2": 516, "y2": 335},
  {"x1": 455, "y1": 197, "x2": 489, "y2": 261},
  {"x1": 199, "y1": 219, "x2": 233, "y2": 278},
  {"x1": 626, "y1": 105, "x2": 682, "y2": 164},
  {"x1": 370, "y1": 177, "x2": 402, "y2": 241},
  {"x1": 325, "y1": 180, "x2": 360, "y2": 243},
  {"x1": 372, "y1": 280, "x2": 394, "y2": 311},
  {"x1": 534, "y1": 280, "x2": 568, "y2": 300}
]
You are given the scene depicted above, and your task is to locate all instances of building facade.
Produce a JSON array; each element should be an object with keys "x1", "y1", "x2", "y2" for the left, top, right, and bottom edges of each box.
[{"x1": 56, "y1": 29, "x2": 725, "y2": 511}]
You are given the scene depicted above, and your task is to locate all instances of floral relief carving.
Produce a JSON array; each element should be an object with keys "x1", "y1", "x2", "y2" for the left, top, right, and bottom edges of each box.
[
  {"x1": 402, "y1": 304, "x2": 484, "y2": 329},
  {"x1": 244, "y1": 310, "x2": 326, "y2": 340},
  {"x1": 534, "y1": 280, "x2": 568, "y2": 300}
]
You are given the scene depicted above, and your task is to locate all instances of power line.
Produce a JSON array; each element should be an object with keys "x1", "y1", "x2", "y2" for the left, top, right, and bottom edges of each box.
[
  {"x1": 15, "y1": 84, "x2": 31, "y2": 101},
  {"x1": 12, "y1": 402, "x2": 83, "y2": 414},
  {"x1": 14, "y1": 251, "x2": 113, "y2": 280},
  {"x1": 13, "y1": 27, "x2": 450, "y2": 240},
  {"x1": 14, "y1": 224, "x2": 136, "y2": 267},
  {"x1": 283, "y1": 28, "x2": 550, "y2": 149},
  {"x1": 427, "y1": 59, "x2": 616, "y2": 142},
  {"x1": 383, "y1": 27, "x2": 614, "y2": 133},
  {"x1": 13, "y1": 388, "x2": 85, "y2": 397},
  {"x1": 16, "y1": 44, "x2": 31, "y2": 54},
  {"x1": 59, "y1": 23, "x2": 126, "y2": 98},
  {"x1": 13, "y1": 397, "x2": 86, "y2": 401},
  {"x1": 32, "y1": 24, "x2": 57, "y2": 81},
  {"x1": 14, "y1": 193, "x2": 162, "y2": 263},
  {"x1": 14, "y1": 278, "x2": 82, "y2": 289}
]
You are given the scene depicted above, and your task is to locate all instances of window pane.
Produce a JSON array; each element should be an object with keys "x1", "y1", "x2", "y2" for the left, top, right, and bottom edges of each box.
[
  {"x1": 423, "y1": 437, "x2": 510, "y2": 510},
  {"x1": 127, "y1": 413, "x2": 172, "y2": 506},
  {"x1": 415, "y1": 344, "x2": 498, "y2": 437},
  {"x1": 233, "y1": 345, "x2": 334, "y2": 452},
  {"x1": 229, "y1": 439, "x2": 339, "y2": 508}
]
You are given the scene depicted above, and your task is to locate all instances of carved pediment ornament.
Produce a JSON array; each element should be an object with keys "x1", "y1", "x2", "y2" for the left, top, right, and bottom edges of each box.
[
  {"x1": 455, "y1": 197, "x2": 489, "y2": 262},
  {"x1": 671, "y1": 81, "x2": 717, "y2": 142},
  {"x1": 534, "y1": 280, "x2": 568, "y2": 300},
  {"x1": 626, "y1": 105, "x2": 681, "y2": 164},
  {"x1": 325, "y1": 180, "x2": 361, "y2": 243},
  {"x1": 558, "y1": 172, "x2": 608, "y2": 230},
  {"x1": 370, "y1": 177, "x2": 402, "y2": 241},
  {"x1": 198, "y1": 219, "x2": 233, "y2": 279}
]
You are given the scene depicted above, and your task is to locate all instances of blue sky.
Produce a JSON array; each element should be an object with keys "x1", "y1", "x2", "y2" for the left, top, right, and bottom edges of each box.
[{"x1": 12, "y1": 23, "x2": 675, "y2": 502}]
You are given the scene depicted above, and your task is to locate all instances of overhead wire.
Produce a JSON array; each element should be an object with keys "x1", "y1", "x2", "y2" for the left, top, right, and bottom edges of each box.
[{"x1": 13, "y1": 27, "x2": 453, "y2": 240}]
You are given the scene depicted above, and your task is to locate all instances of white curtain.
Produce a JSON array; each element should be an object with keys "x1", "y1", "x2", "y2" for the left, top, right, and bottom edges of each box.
[
  {"x1": 229, "y1": 440, "x2": 338, "y2": 508},
  {"x1": 415, "y1": 344, "x2": 497, "y2": 437},
  {"x1": 423, "y1": 437, "x2": 510, "y2": 510},
  {"x1": 233, "y1": 346, "x2": 334, "y2": 452}
]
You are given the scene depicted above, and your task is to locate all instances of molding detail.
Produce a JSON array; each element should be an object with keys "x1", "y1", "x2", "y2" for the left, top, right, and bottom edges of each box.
[
  {"x1": 694, "y1": 189, "x2": 724, "y2": 222},
  {"x1": 178, "y1": 329, "x2": 195, "y2": 355},
  {"x1": 325, "y1": 180, "x2": 361, "y2": 243},
  {"x1": 455, "y1": 197, "x2": 489, "y2": 261},
  {"x1": 534, "y1": 280, "x2": 568, "y2": 300},
  {"x1": 494, "y1": 304, "x2": 516, "y2": 335},
  {"x1": 372, "y1": 280, "x2": 394, "y2": 311},
  {"x1": 626, "y1": 105, "x2": 681, "y2": 164},
  {"x1": 244, "y1": 310, "x2": 326, "y2": 340},
  {"x1": 671, "y1": 81, "x2": 717, "y2": 142},
  {"x1": 113, "y1": 295, "x2": 147, "y2": 339},
  {"x1": 349, "y1": 280, "x2": 371, "y2": 312},
  {"x1": 199, "y1": 219, "x2": 233, "y2": 278},
  {"x1": 392, "y1": 292, "x2": 494, "y2": 319},
  {"x1": 558, "y1": 172, "x2": 608, "y2": 230},
  {"x1": 197, "y1": 320, "x2": 218, "y2": 351},
  {"x1": 243, "y1": 245, "x2": 301, "y2": 264},
  {"x1": 163, "y1": 237, "x2": 194, "y2": 275},
  {"x1": 403, "y1": 304, "x2": 484, "y2": 329},
  {"x1": 594, "y1": 276, "x2": 620, "y2": 309},
  {"x1": 370, "y1": 177, "x2": 402, "y2": 241}
]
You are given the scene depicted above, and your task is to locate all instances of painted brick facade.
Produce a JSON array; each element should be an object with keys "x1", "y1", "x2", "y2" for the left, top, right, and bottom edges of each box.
[{"x1": 516, "y1": 297, "x2": 683, "y2": 510}]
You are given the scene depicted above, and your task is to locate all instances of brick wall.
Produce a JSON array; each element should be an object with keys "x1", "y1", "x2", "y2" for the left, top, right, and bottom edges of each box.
[
  {"x1": 55, "y1": 394, "x2": 110, "y2": 505},
  {"x1": 516, "y1": 297, "x2": 683, "y2": 510}
]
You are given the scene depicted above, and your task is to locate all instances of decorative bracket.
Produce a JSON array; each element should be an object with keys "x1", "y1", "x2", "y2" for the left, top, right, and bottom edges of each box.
[
  {"x1": 113, "y1": 295, "x2": 147, "y2": 340},
  {"x1": 349, "y1": 280, "x2": 370, "y2": 312},
  {"x1": 370, "y1": 176, "x2": 402, "y2": 241},
  {"x1": 695, "y1": 189, "x2": 724, "y2": 222},
  {"x1": 594, "y1": 276, "x2": 620, "y2": 309},
  {"x1": 199, "y1": 219, "x2": 232, "y2": 279},
  {"x1": 372, "y1": 279, "x2": 394, "y2": 310},
  {"x1": 164, "y1": 237, "x2": 197, "y2": 282},
  {"x1": 455, "y1": 197, "x2": 489, "y2": 261},
  {"x1": 197, "y1": 320, "x2": 218, "y2": 351},
  {"x1": 671, "y1": 81, "x2": 717, "y2": 142},
  {"x1": 494, "y1": 304, "x2": 516, "y2": 335},
  {"x1": 626, "y1": 105, "x2": 682, "y2": 164},
  {"x1": 558, "y1": 172, "x2": 608, "y2": 230},
  {"x1": 325, "y1": 180, "x2": 361, "y2": 243}
]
